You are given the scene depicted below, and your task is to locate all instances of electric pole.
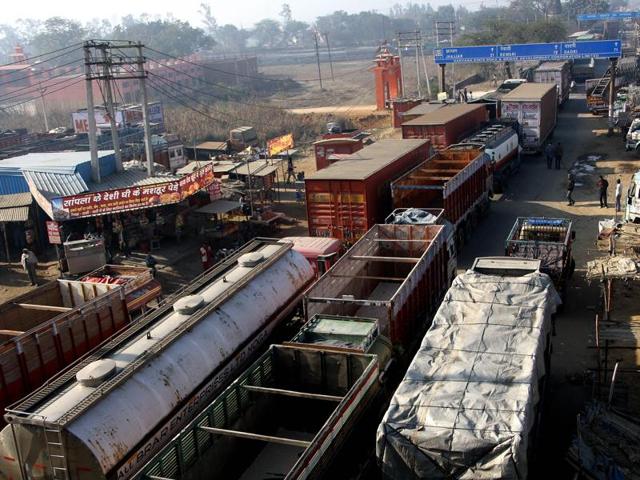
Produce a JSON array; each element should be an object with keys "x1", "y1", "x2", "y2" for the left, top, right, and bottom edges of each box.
[
  {"x1": 83, "y1": 44, "x2": 101, "y2": 183},
  {"x1": 100, "y1": 47, "x2": 123, "y2": 172},
  {"x1": 137, "y1": 44, "x2": 155, "y2": 177},
  {"x1": 314, "y1": 31, "x2": 323, "y2": 89},
  {"x1": 323, "y1": 33, "x2": 335, "y2": 81},
  {"x1": 38, "y1": 83, "x2": 49, "y2": 132}
]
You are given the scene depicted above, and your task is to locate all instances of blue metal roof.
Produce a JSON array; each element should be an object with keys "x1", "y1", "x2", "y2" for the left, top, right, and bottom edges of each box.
[{"x1": 22, "y1": 170, "x2": 88, "y2": 198}]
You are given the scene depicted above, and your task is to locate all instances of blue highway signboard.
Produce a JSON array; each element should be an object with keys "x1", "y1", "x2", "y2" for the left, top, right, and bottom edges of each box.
[
  {"x1": 434, "y1": 40, "x2": 622, "y2": 64},
  {"x1": 577, "y1": 12, "x2": 640, "y2": 21}
]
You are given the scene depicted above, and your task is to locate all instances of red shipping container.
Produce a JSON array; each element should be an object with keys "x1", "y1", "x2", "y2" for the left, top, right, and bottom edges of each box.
[
  {"x1": 401, "y1": 104, "x2": 488, "y2": 150},
  {"x1": 314, "y1": 137, "x2": 364, "y2": 171},
  {"x1": 390, "y1": 98, "x2": 423, "y2": 128},
  {"x1": 305, "y1": 139, "x2": 430, "y2": 243}
]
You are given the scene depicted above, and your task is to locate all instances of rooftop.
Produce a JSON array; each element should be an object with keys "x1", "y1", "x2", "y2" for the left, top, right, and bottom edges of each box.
[
  {"x1": 401, "y1": 103, "x2": 485, "y2": 126},
  {"x1": 403, "y1": 102, "x2": 445, "y2": 117},
  {"x1": 535, "y1": 61, "x2": 569, "y2": 71},
  {"x1": 0, "y1": 150, "x2": 115, "y2": 175},
  {"x1": 306, "y1": 139, "x2": 428, "y2": 181},
  {"x1": 502, "y1": 83, "x2": 557, "y2": 101},
  {"x1": 195, "y1": 141, "x2": 228, "y2": 151}
]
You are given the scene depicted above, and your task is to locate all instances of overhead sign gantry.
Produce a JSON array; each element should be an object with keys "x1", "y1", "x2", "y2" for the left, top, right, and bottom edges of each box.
[
  {"x1": 577, "y1": 12, "x2": 640, "y2": 21},
  {"x1": 433, "y1": 40, "x2": 622, "y2": 64}
]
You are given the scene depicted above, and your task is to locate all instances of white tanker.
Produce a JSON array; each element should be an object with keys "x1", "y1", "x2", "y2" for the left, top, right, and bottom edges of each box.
[{"x1": 0, "y1": 239, "x2": 314, "y2": 480}]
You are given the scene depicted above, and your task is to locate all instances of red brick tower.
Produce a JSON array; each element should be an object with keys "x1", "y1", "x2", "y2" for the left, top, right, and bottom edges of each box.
[{"x1": 372, "y1": 46, "x2": 403, "y2": 110}]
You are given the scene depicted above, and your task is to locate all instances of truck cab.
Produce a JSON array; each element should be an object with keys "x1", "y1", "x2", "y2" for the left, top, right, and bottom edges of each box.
[
  {"x1": 625, "y1": 172, "x2": 640, "y2": 223},
  {"x1": 625, "y1": 118, "x2": 640, "y2": 152}
]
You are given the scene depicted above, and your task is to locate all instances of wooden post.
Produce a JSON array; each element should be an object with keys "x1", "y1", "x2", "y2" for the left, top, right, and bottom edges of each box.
[{"x1": 2, "y1": 222, "x2": 10, "y2": 263}]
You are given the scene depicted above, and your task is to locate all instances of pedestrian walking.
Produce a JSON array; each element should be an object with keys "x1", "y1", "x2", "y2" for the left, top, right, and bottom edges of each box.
[
  {"x1": 597, "y1": 175, "x2": 609, "y2": 208},
  {"x1": 544, "y1": 143, "x2": 554, "y2": 169},
  {"x1": 554, "y1": 142, "x2": 563, "y2": 169},
  {"x1": 286, "y1": 155, "x2": 295, "y2": 184},
  {"x1": 20, "y1": 248, "x2": 38, "y2": 286},
  {"x1": 200, "y1": 243, "x2": 210, "y2": 272},
  {"x1": 145, "y1": 253, "x2": 158, "y2": 277},
  {"x1": 615, "y1": 178, "x2": 623, "y2": 213},
  {"x1": 566, "y1": 173, "x2": 575, "y2": 206}
]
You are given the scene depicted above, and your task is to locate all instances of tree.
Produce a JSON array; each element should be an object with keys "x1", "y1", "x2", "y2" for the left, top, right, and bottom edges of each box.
[
  {"x1": 283, "y1": 20, "x2": 310, "y2": 46},
  {"x1": 30, "y1": 18, "x2": 86, "y2": 56},
  {"x1": 199, "y1": 3, "x2": 217, "y2": 36},
  {"x1": 216, "y1": 24, "x2": 248, "y2": 51},
  {"x1": 251, "y1": 19, "x2": 282, "y2": 48},
  {"x1": 280, "y1": 4, "x2": 293, "y2": 25}
]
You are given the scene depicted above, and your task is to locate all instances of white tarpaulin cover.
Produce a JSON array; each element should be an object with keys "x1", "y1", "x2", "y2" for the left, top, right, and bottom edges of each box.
[{"x1": 376, "y1": 269, "x2": 561, "y2": 479}]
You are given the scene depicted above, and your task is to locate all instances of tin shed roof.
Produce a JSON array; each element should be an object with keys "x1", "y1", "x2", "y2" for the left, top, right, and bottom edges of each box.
[
  {"x1": 0, "y1": 192, "x2": 32, "y2": 209},
  {"x1": 306, "y1": 139, "x2": 428, "y2": 181},
  {"x1": 502, "y1": 83, "x2": 557, "y2": 101},
  {"x1": 0, "y1": 150, "x2": 115, "y2": 175},
  {"x1": 22, "y1": 170, "x2": 88, "y2": 197}
]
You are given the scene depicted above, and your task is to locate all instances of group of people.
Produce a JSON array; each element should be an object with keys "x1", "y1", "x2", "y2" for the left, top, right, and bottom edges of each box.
[
  {"x1": 596, "y1": 176, "x2": 624, "y2": 212},
  {"x1": 544, "y1": 142, "x2": 564, "y2": 169}
]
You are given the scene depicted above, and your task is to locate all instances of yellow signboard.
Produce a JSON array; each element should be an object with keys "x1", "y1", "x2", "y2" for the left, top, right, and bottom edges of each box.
[{"x1": 267, "y1": 133, "x2": 294, "y2": 157}]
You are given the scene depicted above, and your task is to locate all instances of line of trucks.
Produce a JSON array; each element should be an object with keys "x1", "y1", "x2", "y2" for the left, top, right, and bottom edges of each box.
[{"x1": 0, "y1": 84, "x2": 574, "y2": 480}]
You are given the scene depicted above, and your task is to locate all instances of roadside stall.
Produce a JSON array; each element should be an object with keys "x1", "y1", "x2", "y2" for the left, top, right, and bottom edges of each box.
[{"x1": 192, "y1": 198, "x2": 243, "y2": 243}]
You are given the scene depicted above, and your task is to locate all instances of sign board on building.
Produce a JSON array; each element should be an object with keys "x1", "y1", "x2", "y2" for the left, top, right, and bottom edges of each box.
[
  {"x1": 72, "y1": 111, "x2": 124, "y2": 134},
  {"x1": 434, "y1": 40, "x2": 622, "y2": 64},
  {"x1": 577, "y1": 12, "x2": 640, "y2": 21},
  {"x1": 46, "y1": 221, "x2": 62, "y2": 244},
  {"x1": 208, "y1": 178, "x2": 222, "y2": 201},
  {"x1": 267, "y1": 133, "x2": 294, "y2": 157},
  {"x1": 50, "y1": 164, "x2": 215, "y2": 220}
]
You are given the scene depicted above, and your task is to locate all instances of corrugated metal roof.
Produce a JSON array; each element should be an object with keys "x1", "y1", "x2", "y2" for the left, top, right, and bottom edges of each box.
[
  {"x1": 233, "y1": 160, "x2": 283, "y2": 177},
  {"x1": 402, "y1": 104, "x2": 486, "y2": 126},
  {"x1": 502, "y1": 83, "x2": 557, "y2": 101},
  {"x1": 88, "y1": 168, "x2": 178, "y2": 192},
  {"x1": 0, "y1": 192, "x2": 32, "y2": 208},
  {"x1": 196, "y1": 141, "x2": 228, "y2": 151},
  {"x1": 194, "y1": 199, "x2": 241, "y2": 215},
  {"x1": 176, "y1": 161, "x2": 240, "y2": 176},
  {"x1": 22, "y1": 170, "x2": 88, "y2": 197},
  {"x1": 306, "y1": 139, "x2": 428, "y2": 181},
  {"x1": 0, "y1": 150, "x2": 115, "y2": 175},
  {"x1": 0, "y1": 206, "x2": 29, "y2": 222}
]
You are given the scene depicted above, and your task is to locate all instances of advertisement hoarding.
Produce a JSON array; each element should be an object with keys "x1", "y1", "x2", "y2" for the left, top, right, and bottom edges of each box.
[{"x1": 267, "y1": 133, "x2": 294, "y2": 157}]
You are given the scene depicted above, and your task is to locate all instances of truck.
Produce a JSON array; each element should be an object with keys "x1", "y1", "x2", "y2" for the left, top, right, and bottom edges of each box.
[
  {"x1": 303, "y1": 223, "x2": 450, "y2": 348},
  {"x1": 377, "y1": 256, "x2": 561, "y2": 479},
  {"x1": 390, "y1": 145, "x2": 490, "y2": 247},
  {"x1": 459, "y1": 121, "x2": 520, "y2": 192},
  {"x1": 280, "y1": 235, "x2": 343, "y2": 276},
  {"x1": 534, "y1": 61, "x2": 571, "y2": 105},
  {"x1": 0, "y1": 265, "x2": 157, "y2": 416},
  {"x1": 400, "y1": 103, "x2": 488, "y2": 150},
  {"x1": 505, "y1": 217, "x2": 576, "y2": 297},
  {"x1": 229, "y1": 126, "x2": 258, "y2": 151},
  {"x1": 501, "y1": 83, "x2": 558, "y2": 153},
  {"x1": 0, "y1": 239, "x2": 315, "y2": 480},
  {"x1": 624, "y1": 171, "x2": 640, "y2": 222},
  {"x1": 305, "y1": 139, "x2": 431, "y2": 244}
]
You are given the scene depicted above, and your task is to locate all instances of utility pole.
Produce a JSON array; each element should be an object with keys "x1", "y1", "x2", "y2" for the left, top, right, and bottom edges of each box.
[
  {"x1": 436, "y1": 21, "x2": 456, "y2": 100},
  {"x1": 323, "y1": 33, "x2": 335, "y2": 81},
  {"x1": 608, "y1": 58, "x2": 618, "y2": 136},
  {"x1": 83, "y1": 44, "x2": 101, "y2": 183},
  {"x1": 38, "y1": 83, "x2": 49, "y2": 132},
  {"x1": 397, "y1": 31, "x2": 425, "y2": 98},
  {"x1": 137, "y1": 44, "x2": 155, "y2": 177},
  {"x1": 419, "y1": 43, "x2": 432, "y2": 98},
  {"x1": 415, "y1": 31, "x2": 421, "y2": 98},
  {"x1": 314, "y1": 32, "x2": 323, "y2": 89},
  {"x1": 100, "y1": 47, "x2": 123, "y2": 172}
]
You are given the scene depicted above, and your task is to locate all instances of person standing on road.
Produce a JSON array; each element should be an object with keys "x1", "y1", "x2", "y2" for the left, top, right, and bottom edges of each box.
[
  {"x1": 615, "y1": 178, "x2": 623, "y2": 213},
  {"x1": 554, "y1": 142, "x2": 563, "y2": 170},
  {"x1": 200, "y1": 243, "x2": 210, "y2": 272},
  {"x1": 566, "y1": 173, "x2": 576, "y2": 206},
  {"x1": 597, "y1": 175, "x2": 609, "y2": 208},
  {"x1": 544, "y1": 143, "x2": 554, "y2": 169},
  {"x1": 20, "y1": 248, "x2": 38, "y2": 286}
]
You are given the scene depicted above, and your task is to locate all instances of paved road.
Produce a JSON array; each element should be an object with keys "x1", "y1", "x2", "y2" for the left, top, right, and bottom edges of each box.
[{"x1": 460, "y1": 94, "x2": 627, "y2": 477}]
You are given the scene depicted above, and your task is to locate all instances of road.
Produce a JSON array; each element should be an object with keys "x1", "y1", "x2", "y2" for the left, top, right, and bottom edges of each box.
[{"x1": 460, "y1": 94, "x2": 631, "y2": 477}]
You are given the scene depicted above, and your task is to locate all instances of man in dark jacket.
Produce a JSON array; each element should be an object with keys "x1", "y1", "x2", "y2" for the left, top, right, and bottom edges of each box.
[
  {"x1": 566, "y1": 173, "x2": 575, "y2": 206},
  {"x1": 554, "y1": 142, "x2": 563, "y2": 169},
  {"x1": 597, "y1": 175, "x2": 609, "y2": 208}
]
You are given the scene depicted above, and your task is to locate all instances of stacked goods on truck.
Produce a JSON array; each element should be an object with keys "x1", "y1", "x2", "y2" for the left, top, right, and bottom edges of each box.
[
  {"x1": 0, "y1": 239, "x2": 314, "y2": 480},
  {"x1": 304, "y1": 224, "x2": 449, "y2": 349},
  {"x1": 377, "y1": 256, "x2": 561, "y2": 479},
  {"x1": 534, "y1": 61, "x2": 571, "y2": 105},
  {"x1": 505, "y1": 217, "x2": 575, "y2": 297},
  {"x1": 136, "y1": 344, "x2": 379, "y2": 480},
  {"x1": 459, "y1": 121, "x2": 520, "y2": 191},
  {"x1": 501, "y1": 83, "x2": 557, "y2": 153},
  {"x1": 305, "y1": 139, "x2": 430, "y2": 243},
  {"x1": 401, "y1": 103, "x2": 488, "y2": 150},
  {"x1": 0, "y1": 265, "x2": 157, "y2": 416},
  {"x1": 390, "y1": 145, "x2": 490, "y2": 247}
]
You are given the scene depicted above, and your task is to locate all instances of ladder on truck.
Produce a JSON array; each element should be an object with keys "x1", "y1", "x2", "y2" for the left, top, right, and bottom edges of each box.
[
  {"x1": 42, "y1": 420, "x2": 69, "y2": 480},
  {"x1": 590, "y1": 68, "x2": 612, "y2": 98}
]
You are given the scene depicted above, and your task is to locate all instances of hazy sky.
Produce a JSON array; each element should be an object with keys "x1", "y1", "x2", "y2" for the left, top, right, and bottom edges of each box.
[{"x1": 3, "y1": 0, "x2": 479, "y2": 29}]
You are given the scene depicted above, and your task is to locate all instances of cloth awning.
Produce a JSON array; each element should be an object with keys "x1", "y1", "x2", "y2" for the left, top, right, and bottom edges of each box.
[
  {"x1": 194, "y1": 199, "x2": 241, "y2": 215},
  {"x1": 0, "y1": 206, "x2": 29, "y2": 222}
]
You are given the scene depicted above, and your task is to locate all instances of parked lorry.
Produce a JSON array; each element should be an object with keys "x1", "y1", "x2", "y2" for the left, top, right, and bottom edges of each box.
[
  {"x1": 459, "y1": 121, "x2": 520, "y2": 192},
  {"x1": 135, "y1": 344, "x2": 379, "y2": 480},
  {"x1": 305, "y1": 139, "x2": 430, "y2": 244},
  {"x1": 400, "y1": 103, "x2": 488, "y2": 150},
  {"x1": 304, "y1": 223, "x2": 449, "y2": 348},
  {"x1": 625, "y1": 171, "x2": 640, "y2": 222},
  {"x1": 390, "y1": 145, "x2": 490, "y2": 247},
  {"x1": 0, "y1": 265, "x2": 157, "y2": 416},
  {"x1": 0, "y1": 239, "x2": 314, "y2": 480},
  {"x1": 534, "y1": 61, "x2": 571, "y2": 105},
  {"x1": 501, "y1": 83, "x2": 558, "y2": 153},
  {"x1": 377, "y1": 256, "x2": 561, "y2": 479},
  {"x1": 280, "y1": 235, "x2": 343, "y2": 276},
  {"x1": 505, "y1": 217, "x2": 575, "y2": 297}
]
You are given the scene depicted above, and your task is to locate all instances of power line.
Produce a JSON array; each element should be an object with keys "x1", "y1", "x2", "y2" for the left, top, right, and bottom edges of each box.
[
  {"x1": 0, "y1": 55, "x2": 83, "y2": 88},
  {"x1": 0, "y1": 77, "x2": 84, "y2": 112},
  {"x1": 0, "y1": 74, "x2": 83, "y2": 104},
  {"x1": 0, "y1": 44, "x2": 83, "y2": 77},
  {"x1": 0, "y1": 62, "x2": 84, "y2": 102}
]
